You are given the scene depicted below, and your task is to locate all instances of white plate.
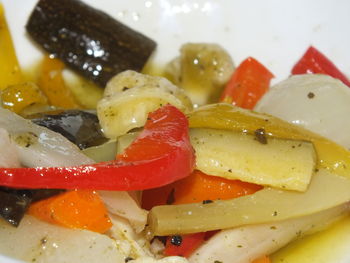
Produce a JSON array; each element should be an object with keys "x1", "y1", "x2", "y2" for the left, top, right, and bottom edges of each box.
[
  {"x1": 0, "y1": 0, "x2": 350, "y2": 262},
  {"x1": 2, "y1": 0, "x2": 350, "y2": 83}
]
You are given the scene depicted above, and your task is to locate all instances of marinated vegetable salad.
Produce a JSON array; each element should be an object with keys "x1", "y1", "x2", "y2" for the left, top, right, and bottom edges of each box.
[{"x1": 1, "y1": 0, "x2": 350, "y2": 263}]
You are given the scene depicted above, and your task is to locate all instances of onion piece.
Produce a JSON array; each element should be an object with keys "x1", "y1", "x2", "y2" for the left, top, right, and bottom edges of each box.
[
  {"x1": 99, "y1": 191, "x2": 148, "y2": 233},
  {"x1": 189, "y1": 204, "x2": 349, "y2": 263},
  {"x1": 255, "y1": 74, "x2": 350, "y2": 149},
  {"x1": 107, "y1": 214, "x2": 188, "y2": 262},
  {"x1": 0, "y1": 215, "x2": 125, "y2": 263},
  {"x1": 0, "y1": 107, "x2": 93, "y2": 167},
  {"x1": 0, "y1": 128, "x2": 20, "y2": 168},
  {"x1": 272, "y1": 213, "x2": 350, "y2": 262}
]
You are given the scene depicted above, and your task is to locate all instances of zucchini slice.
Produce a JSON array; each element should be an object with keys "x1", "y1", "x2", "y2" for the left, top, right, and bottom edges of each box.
[{"x1": 26, "y1": 0, "x2": 156, "y2": 87}]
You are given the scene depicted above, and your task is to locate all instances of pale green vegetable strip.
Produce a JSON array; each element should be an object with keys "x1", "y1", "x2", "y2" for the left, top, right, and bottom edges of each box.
[
  {"x1": 82, "y1": 141, "x2": 117, "y2": 162},
  {"x1": 148, "y1": 169, "x2": 350, "y2": 236},
  {"x1": 116, "y1": 132, "x2": 140, "y2": 155},
  {"x1": 191, "y1": 128, "x2": 316, "y2": 191}
]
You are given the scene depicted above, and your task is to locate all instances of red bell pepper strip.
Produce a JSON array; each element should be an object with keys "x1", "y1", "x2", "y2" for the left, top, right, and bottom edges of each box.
[
  {"x1": 0, "y1": 105, "x2": 195, "y2": 191},
  {"x1": 220, "y1": 57, "x2": 274, "y2": 109},
  {"x1": 292, "y1": 46, "x2": 350, "y2": 87},
  {"x1": 164, "y1": 232, "x2": 206, "y2": 258}
]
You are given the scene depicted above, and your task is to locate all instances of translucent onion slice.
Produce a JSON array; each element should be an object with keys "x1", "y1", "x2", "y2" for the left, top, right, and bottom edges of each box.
[
  {"x1": 0, "y1": 128, "x2": 20, "y2": 168},
  {"x1": 98, "y1": 191, "x2": 148, "y2": 233},
  {"x1": 271, "y1": 213, "x2": 350, "y2": 262},
  {"x1": 0, "y1": 215, "x2": 125, "y2": 263},
  {"x1": 189, "y1": 204, "x2": 348, "y2": 263},
  {"x1": 147, "y1": 169, "x2": 350, "y2": 236}
]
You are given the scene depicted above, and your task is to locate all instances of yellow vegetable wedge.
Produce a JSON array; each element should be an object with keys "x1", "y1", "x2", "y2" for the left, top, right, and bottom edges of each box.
[
  {"x1": 188, "y1": 103, "x2": 350, "y2": 179},
  {"x1": 37, "y1": 56, "x2": 80, "y2": 109},
  {"x1": 0, "y1": 4, "x2": 23, "y2": 90},
  {"x1": 1, "y1": 82, "x2": 47, "y2": 114},
  {"x1": 191, "y1": 128, "x2": 316, "y2": 191},
  {"x1": 148, "y1": 169, "x2": 350, "y2": 236}
]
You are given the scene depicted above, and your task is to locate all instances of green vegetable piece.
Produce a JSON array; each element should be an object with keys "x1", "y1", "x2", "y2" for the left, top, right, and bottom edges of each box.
[
  {"x1": 147, "y1": 169, "x2": 350, "y2": 236},
  {"x1": 26, "y1": 0, "x2": 156, "y2": 87}
]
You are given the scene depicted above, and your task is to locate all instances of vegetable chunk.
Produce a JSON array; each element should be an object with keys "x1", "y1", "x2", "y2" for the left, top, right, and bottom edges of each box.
[
  {"x1": 26, "y1": 0, "x2": 156, "y2": 87},
  {"x1": 0, "y1": 105, "x2": 195, "y2": 191},
  {"x1": 28, "y1": 190, "x2": 112, "y2": 233},
  {"x1": 148, "y1": 169, "x2": 350, "y2": 236},
  {"x1": 0, "y1": 4, "x2": 23, "y2": 90},
  {"x1": 191, "y1": 128, "x2": 316, "y2": 191},
  {"x1": 97, "y1": 71, "x2": 192, "y2": 138}
]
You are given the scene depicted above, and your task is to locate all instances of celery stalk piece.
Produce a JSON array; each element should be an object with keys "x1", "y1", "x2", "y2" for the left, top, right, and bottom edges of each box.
[{"x1": 148, "y1": 169, "x2": 350, "y2": 236}]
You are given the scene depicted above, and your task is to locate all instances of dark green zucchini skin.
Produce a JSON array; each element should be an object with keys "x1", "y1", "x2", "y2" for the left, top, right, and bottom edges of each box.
[
  {"x1": 0, "y1": 188, "x2": 64, "y2": 227},
  {"x1": 31, "y1": 110, "x2": 108, "y2": 150},
  {"x1": 26, "y1": 0, "x2": 156, "y2": 87}
]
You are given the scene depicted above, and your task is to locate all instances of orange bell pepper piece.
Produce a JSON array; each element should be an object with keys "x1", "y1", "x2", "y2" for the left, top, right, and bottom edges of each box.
[
  {"x1": 28, "y1": 190, "x2": 112, "y2": 233},
  {"x1": 142, "y1": 170, "x2": 262, "y2": 209}
]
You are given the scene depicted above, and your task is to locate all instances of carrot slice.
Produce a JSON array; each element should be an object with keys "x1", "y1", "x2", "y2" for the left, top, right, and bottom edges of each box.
[
  {"x1": 28, "y1": 190, "x2": 112, "y2": 233},
  {"x1": 38, "y1": 56, "x2": 80, "y2": 109},
  {"x1": 220, "y1": 57, "x2": 274, "y2": 109},
  {"x1": 172, "y1": 170, "x2": 262, "y2": 205},
  {"x1": 142, "y1": 170, "x2": 262, "y2": 209},
  {"x1": 252, "y1": 255, "x2": 271, "y2": 263}
]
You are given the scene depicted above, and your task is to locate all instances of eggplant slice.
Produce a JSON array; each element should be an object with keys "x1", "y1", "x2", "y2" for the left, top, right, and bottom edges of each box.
[
  {"x1": 31, "y1": 110, "x2": 108, "y2": 150},
  {"x1": 0, "y1": 188, "x2": 64, "y2": 227},
  {"x1": 26, "y1": 0, "x2": 156, "y2": 87}
]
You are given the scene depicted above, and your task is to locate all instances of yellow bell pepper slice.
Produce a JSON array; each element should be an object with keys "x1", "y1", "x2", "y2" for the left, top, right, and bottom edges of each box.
[
  {"x1": 188, "y1": 103, "x2": 350, "y2": 179},
  {"x1": 1, "y1": 82, "x2": 47, "y2": 114},
  {"x1": 38, "y1": 56, "x2": 80, "y2": 109},
  {"x1": 0, "y1": 4, "x2": 23, "y2": 90}
]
